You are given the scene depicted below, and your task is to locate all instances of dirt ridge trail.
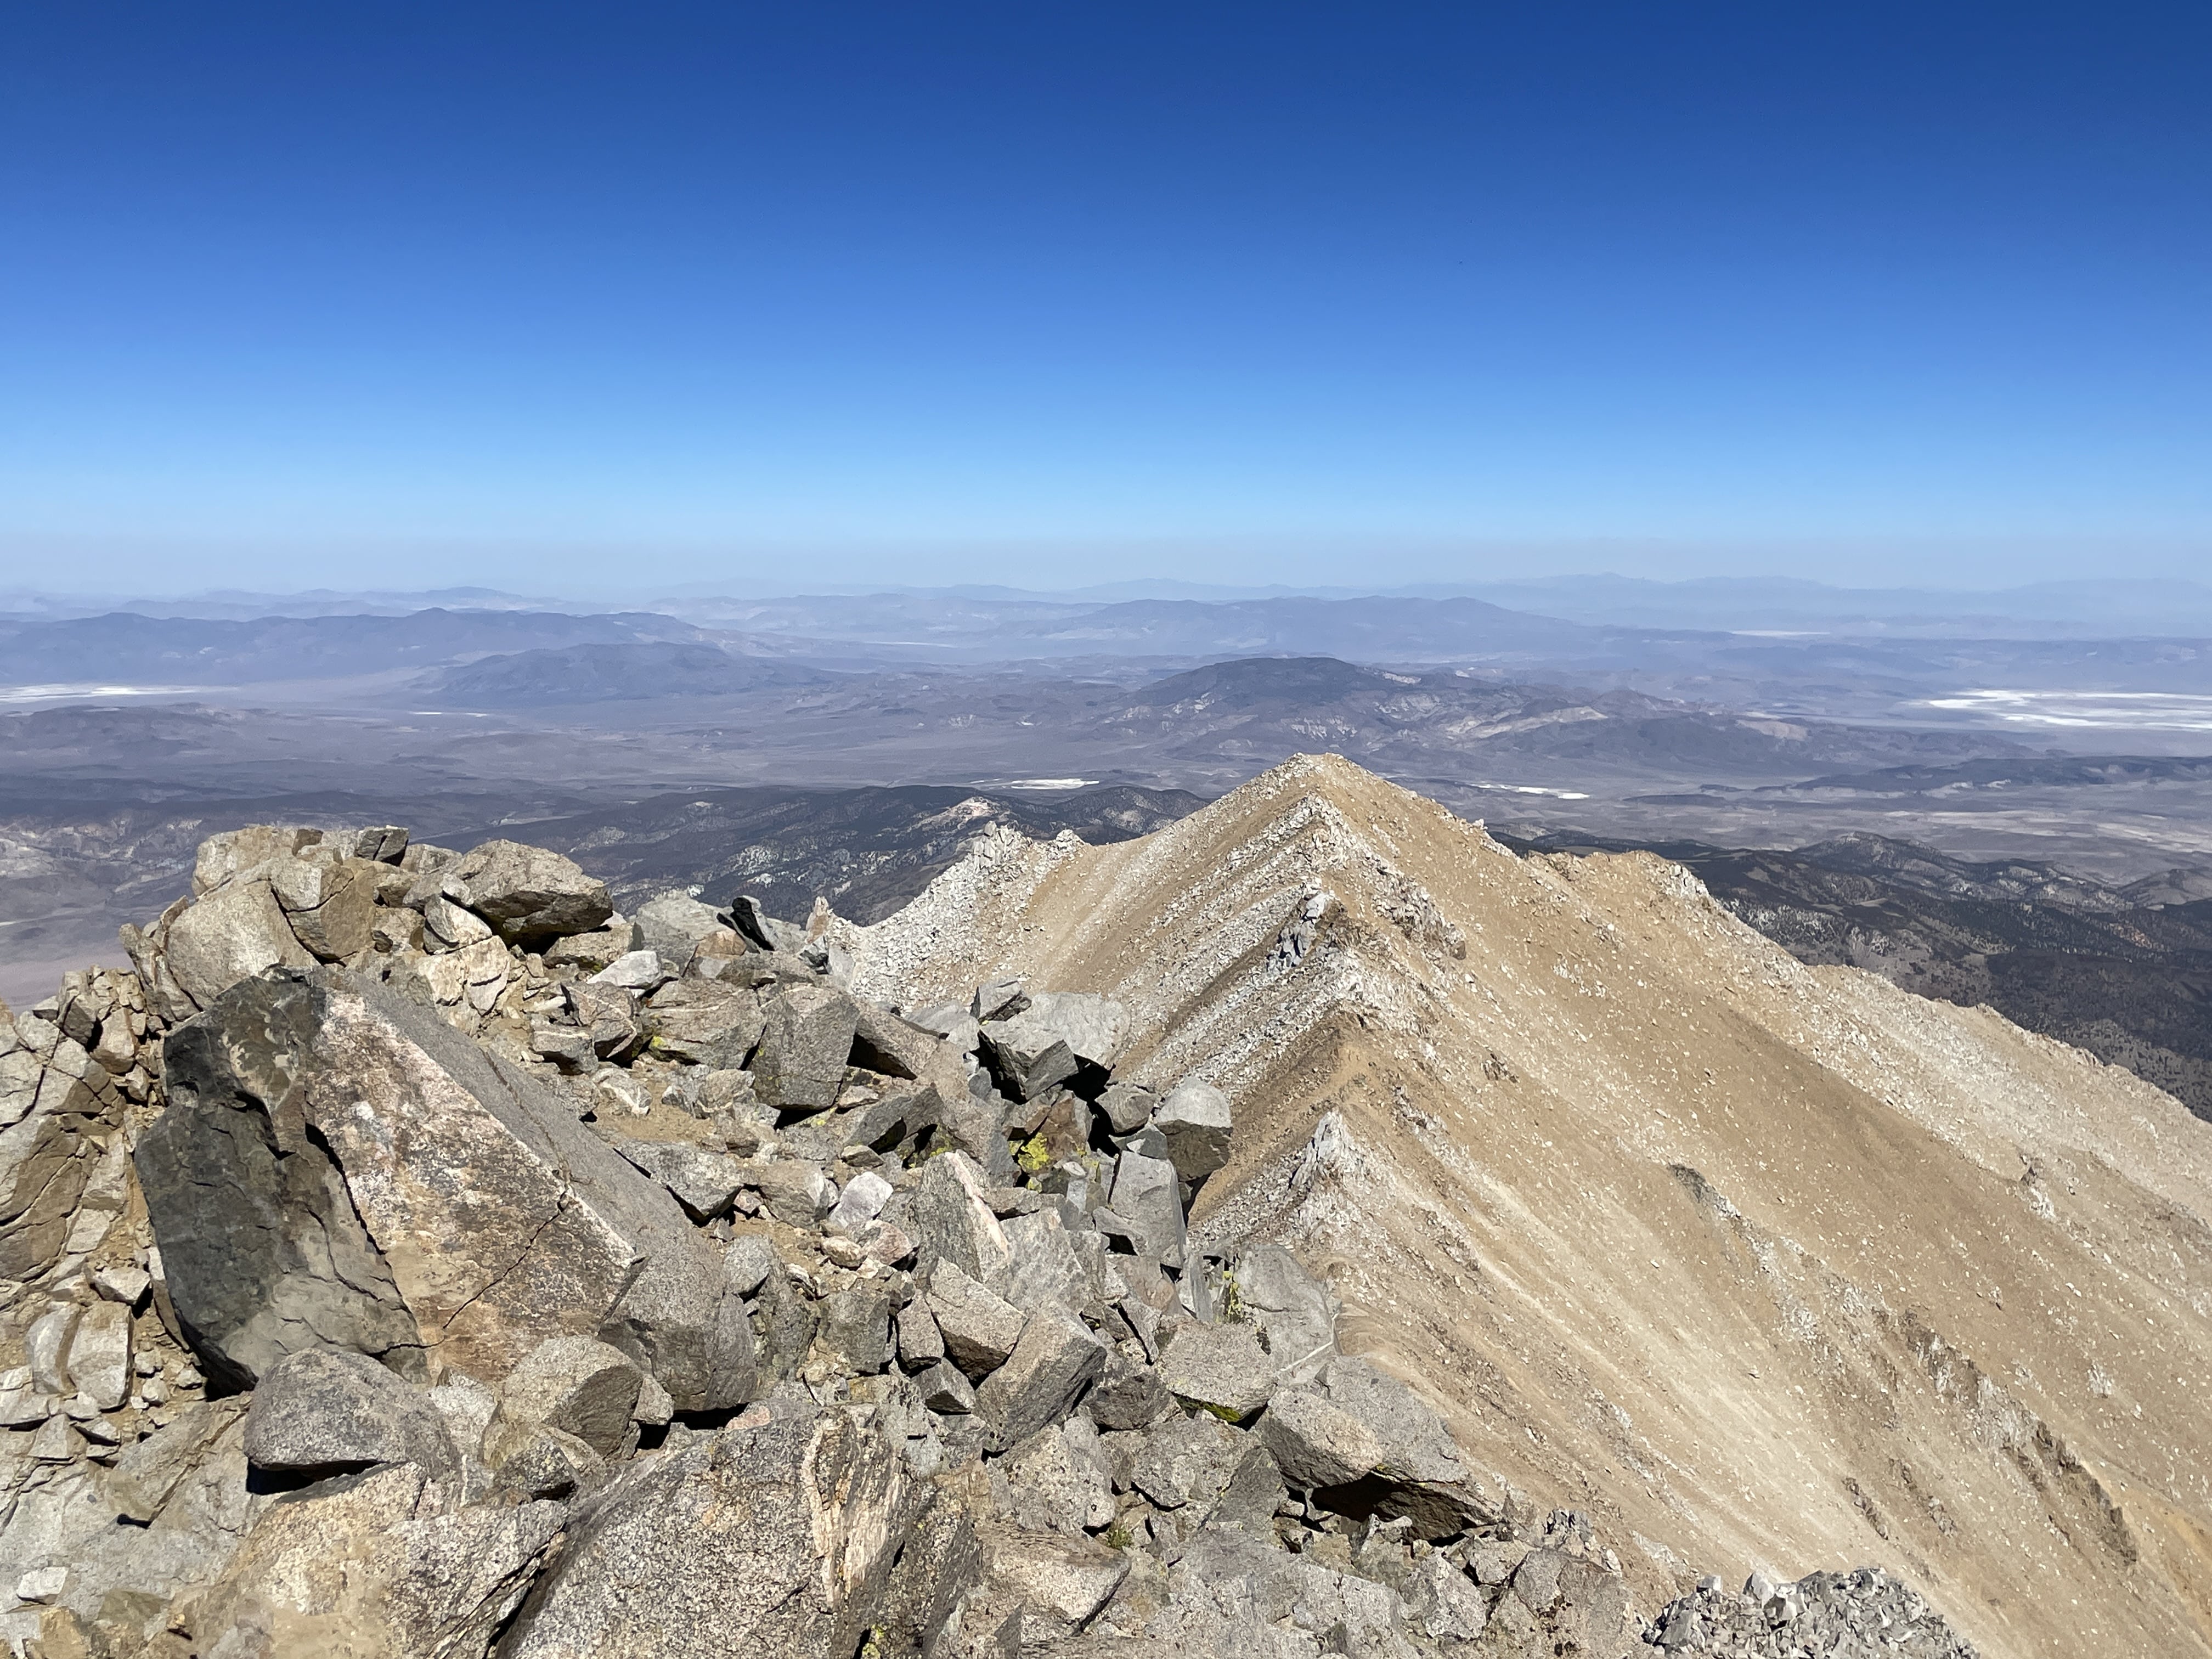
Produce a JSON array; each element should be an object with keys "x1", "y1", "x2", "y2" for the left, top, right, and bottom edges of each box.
[{"x1": 849, "y1": 752, "x2": 2212, "y2": 1659}]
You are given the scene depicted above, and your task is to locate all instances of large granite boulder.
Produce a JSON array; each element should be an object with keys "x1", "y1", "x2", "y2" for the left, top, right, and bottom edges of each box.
[
  {"x1": 499, "y1": 1407, "x2": 928, "y2": 1658},
  {"x1": 443, "y1": 840, "x2": 613, "y2": 941},
  {"x1": 185, "y1": 1460, "x2": 563, "y2": 1659},
  {"x1": 138, "y1": 967, "x2": 754, "y2": 1409}
]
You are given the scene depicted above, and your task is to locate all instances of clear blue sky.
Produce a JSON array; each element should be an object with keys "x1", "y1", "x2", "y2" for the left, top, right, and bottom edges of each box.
[{"x1": 3, "y1": 2, "x2": 2207, "y2": 592}]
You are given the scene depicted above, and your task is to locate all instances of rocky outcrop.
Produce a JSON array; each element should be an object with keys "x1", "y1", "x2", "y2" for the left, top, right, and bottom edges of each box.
[{"x1": 0, "y1": 810, "x2": 1990, "y2": 1659}]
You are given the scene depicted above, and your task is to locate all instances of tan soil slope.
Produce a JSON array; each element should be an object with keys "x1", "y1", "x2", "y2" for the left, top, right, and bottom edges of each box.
[{"x1": 850, "y1": 754, "x2": 2212, "y2": 1659}]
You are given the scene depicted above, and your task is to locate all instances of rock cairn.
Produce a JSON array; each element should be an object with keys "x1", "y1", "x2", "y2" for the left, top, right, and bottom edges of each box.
[{"x1": 0, "y1": 822, "x2": 1980, "y2": 1658}]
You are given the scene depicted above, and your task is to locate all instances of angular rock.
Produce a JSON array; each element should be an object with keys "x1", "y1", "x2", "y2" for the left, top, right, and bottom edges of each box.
[
  {"x1": 191, "y1": 825, "x2": 320, "y2": 894},
  {"x1": 242, "y1": 1348, "x2": 459, "y2": 1474},
  {"x1": 60, "y1": 1300, "x2": 130, "y2": 1411},
  {"x1": 1107, "y1": 1149, "x2": 1186, "y2": 1271},
  {"x1": 1260, "y1": 1357, "x2": 1492, "y2": 1538},
  {"x1": 999, "y1": 1421, "x2": 1115, "y2": 1534},
  {"x1": 268, "y1": 855, "x2": 381, "y2": 961},
  {"x1": 188, "y1": 1459, "x2": 563, "y2": 1659},
  {"x1": 915, "y1": 1359, "x2": 977, "y2": 1414},
  {"x1": 500, "y1": 1408, "x2": 924, "y2": 1659},
  {"x1": 160, "y1": 877, "x2": 315, "y2": 1009},
  {"x1": 24, "y1": 1304, "x2": 80, "y2": 1395},
  {"x1": 826, "y1": 1168, "x2": 894, "y2": 1235},
  {"x1": 642, "y1": 979, "x2": 763, "y2": 1068},
  {"x1": 908, "y1": 1150, "x2": 1014, "y2": 1288},
  {"x1": 850, "y1": 999, "x2": 946, "y2": 1082},
  {"x1": 1153, "y1": 1078, "x2": 1233, "y2": 1184},
  {"x1": 494, "y1": 1336, "x2": 644, "y2": 1458},
  {"x1": 975, "y1": 1303, "x2": 1108, "y2": 1452},
  {"x1": 815, "y1": 1283, "x2": 895, "y2": 1376},
  {"x1": 928, "y1": 1261, "x2": 1026, "y2": 1379},
  {"x1": 139, "y1": 967, "x2": 747, "y2": 1408},
  {"x1": 613, "y1": 1138, "x2": 748, "y2": 1222},
  {"x1": 589, "y1": 949, "x2": 668, "y2": 990},
  {"x1": 421, "y1": 892, "x2": 494, "y2": 950},
  {"x1": 751, "y1": 1158, "x2": 836, "y2": 1227},
  {"x1": 1157, "y1": 1321, "x2": 1273, "y2": 1424},
  {"x1": 1086, "y1": 1347, "x2": 1176, "y2": 1432},
  {"x1": 977, "y1": 1523, "x2": 1130, "y2": 1643},
  {"x1": 1096, "y1": 1081, "x2": 1155, "y2": 1136},
  {"x1": 634, "y1": 891, "x2": 729, "y2": 970},
  {"x1": 751, "y1": 983, "x2": 860, "y2": 1109},
  {"x1": 445, "y1": 839, "x2": 613, "y2": 940},
  {"x1": 1129, "y1": 1411, "x2": 1248, "y2": 1513},
  {"x1": 543, "y1": 922, "x2": 641, "y2": 973},
  {"x1": 896, "y1": 1299, "x2": 945, "y2": 1371}
]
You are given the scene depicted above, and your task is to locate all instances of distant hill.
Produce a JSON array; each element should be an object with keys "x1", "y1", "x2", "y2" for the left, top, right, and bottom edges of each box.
[
  {"x1": 420, "y1": 642, "x2": 836, "y2": 705},
  {"x1": 0, "y1": 607, "x2": 709, "y2": 685}
]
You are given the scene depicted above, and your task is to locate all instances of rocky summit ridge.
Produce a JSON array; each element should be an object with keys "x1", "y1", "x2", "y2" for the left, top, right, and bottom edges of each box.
[{"x1": 0, "y1": 756, "x2": 2199, "y2": 1657}]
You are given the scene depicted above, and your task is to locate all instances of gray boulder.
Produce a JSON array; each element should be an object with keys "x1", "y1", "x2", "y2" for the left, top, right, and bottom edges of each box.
[
  {"x1": 1260, "y1": 1357, "x2": 1493, "y2": 1538},
  {"x1": 444, "y1": 839, "x2": 613, "y2": 941},
  {"x1": 634, "y1": 891, "x2": 729, "y2": 970},
  {"x1": 543, "y1": 922, "x2": 642, "y2": 973},
  {"x1": 1229, "y1": 1244, "x2": 1339, "y2": 1386},
  {"x1": 1153, "y1": 1077, "x2": 1233, "y2": 1184},
  {"x1": 185, "y1": 1459, "x2": 564, "y2": 1659},
  {"x1": 493, "y1": 1336, "x2": 644, "y2": 1458},
  {"x1": 1127, "y1": 1411, "x2": 1246, "y2": 1512},
  {"x1": 139, "y1": 967, "x2": 752, "y2": 1412},
  {"x1": 907, "y1": 1150, "x2": 1014, "y2": 1288},
  {"x1": 751, "y1": 983, "x2": 859, "y2": 1110},
  {"x1": 500, "y1": 1408, "x2": 926, "y2": 1659},
  {"x1": 815, "y1": 1284, "x2": 895, "y2": 1376},
  {"x1": 1157, "y1": 1321, "x2": 1273, "y2": 1424},
  {"x1": 1095, "y1": 1081, "x2": 1155, "y2": 1136},
  {"x1": 241, "y1": 1348, "x2": 459, "y2": 1475},
  {"x1": 927, "y1": 1261, "x2": 1026, "y2": 1379},
  {"x1": 267, "y1": 855, "x2": 381, "y2": 961},
  {"x1": 1107, "y1": 1149, "x2": 1186, "y2": 1271},
  {"x1": 850, "y1": 1000, "x2": 944, "y2": 1081},
  {"x1": 1086, "y1": 1348, "x2": 1175, "y2": 1432},
  {"x1": 612, "y1": 1138, "x2": 748, "y2": 1222},
  {"x1": 641, "y1": 979, "x2": 763, "y2": 1068},
  {"x1": 974, "y1": 1304, "x2": 1108, "y2": 1452},
  {"x1": 159, "y1": 877, "x2": 315, "y2": 1010}
]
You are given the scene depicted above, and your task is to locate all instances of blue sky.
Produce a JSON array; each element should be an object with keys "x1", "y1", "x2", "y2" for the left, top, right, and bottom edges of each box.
[{"x1": 3, "y1": 2, "x2": 2207, "y2": 592}]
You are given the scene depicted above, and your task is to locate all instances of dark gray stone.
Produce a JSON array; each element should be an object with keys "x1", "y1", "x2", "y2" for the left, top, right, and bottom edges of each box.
[
  {"x1": 974, "y1": 1304, "x2": 1108, "y2": 1452},
  {"x1": 1085, "y1": 1347, "x2": 1175, "y2": 1432},
  {"x1": 1095, "y1": 1081, "x2": 1154, "y2": 1136},
  {"x1": 1153, "y1": 1078, "x2": 1233, "y2": 1184},
  {"x1": 1107, "y1": 1150, "x2": 1186, "y2": 1271},
  {"x1": 751, "y1": 984, "x2": 860, "y2": 1109},
  {"x1": 242, "y1": 1348, "x2": 458, "y2": 1475},
  {"x1": 815, "y1": 1283, "x2": 894, "y2": 1376}
]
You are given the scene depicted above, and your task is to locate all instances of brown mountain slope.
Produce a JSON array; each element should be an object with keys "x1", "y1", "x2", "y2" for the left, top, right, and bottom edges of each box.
[{"x1": 848, "y1": 753, "x2": 2212, "y2": 1659}]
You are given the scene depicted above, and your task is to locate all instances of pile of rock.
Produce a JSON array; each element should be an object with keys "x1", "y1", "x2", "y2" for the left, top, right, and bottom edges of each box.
[
  {"x1": 1639, "y1": 1567, "x2": 1978, "y2": 1657},
  {"x1": 0, "y1": 820, "x2": 1978, "y2": 1659}
]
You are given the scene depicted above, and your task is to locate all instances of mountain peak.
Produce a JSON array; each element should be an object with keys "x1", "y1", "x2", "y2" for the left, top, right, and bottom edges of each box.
[{"x1": 850, "y1": 752, "x2": 2212, "y2": 1657}]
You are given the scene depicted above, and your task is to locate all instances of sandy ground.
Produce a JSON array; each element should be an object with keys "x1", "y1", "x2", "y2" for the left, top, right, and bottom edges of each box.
[{"x1": 850, "y1": 753, "x2": 2212, "y2": 1659}]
